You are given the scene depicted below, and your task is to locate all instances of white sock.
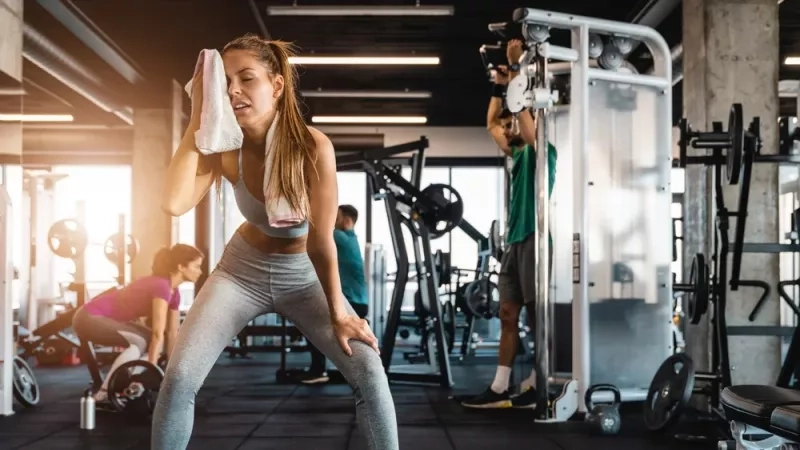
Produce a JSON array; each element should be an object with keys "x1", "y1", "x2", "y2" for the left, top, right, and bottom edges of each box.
[
  {"x1": 101, "y1": 345, "x2": 142, "y2": 391},
  {"x1": 521, "y1": 369, "x2": 537, "y2": 392},
  {"x1": 490, "y1": 366, "x2": 512, "y2": 394}
]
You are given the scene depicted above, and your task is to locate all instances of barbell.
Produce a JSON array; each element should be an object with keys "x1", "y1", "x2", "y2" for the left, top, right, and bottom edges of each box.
[
  {"x1": 47, "y1": 218, "x2": 140, "y2": 264},
  {"x1": 678, "y1": 103, "x2": 744, "y2": 186},
  {"x1": 673, "y1": 253, "x2": 710, "y2": 325}
]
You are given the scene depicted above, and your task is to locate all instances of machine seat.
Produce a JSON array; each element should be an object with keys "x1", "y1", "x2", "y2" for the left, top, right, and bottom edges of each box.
[
  {"x1": 771, "y1": 405, "x2": 800, "y2": 441},
  {"x1": 720, "y1": 385, "x2": 800, "y2": 431}
]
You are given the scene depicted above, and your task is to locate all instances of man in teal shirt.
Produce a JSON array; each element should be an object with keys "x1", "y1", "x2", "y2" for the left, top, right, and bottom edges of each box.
[
  {"x1": 463, "y1": 39, "x2": 557, "y2": 409},
  {"x1": 299, "y1": 205, "x2": 369, "y2": 384}
]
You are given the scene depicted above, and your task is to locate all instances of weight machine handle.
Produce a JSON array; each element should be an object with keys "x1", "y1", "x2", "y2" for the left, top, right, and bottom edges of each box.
[
  {"x1": 772, "y1": 280, "x2": 800, "y2": 320},
  {"x1": 741, "y1": 279, "x2": 774, "y2": 322}
]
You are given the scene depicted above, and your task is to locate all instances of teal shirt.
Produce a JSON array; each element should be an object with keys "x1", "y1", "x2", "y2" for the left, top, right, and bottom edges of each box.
[
  {"x1": 333, "y1": 229, "x2": 368, "y2": 306},
  {"x1": 507, "y1": 142, "x2": 557, "y2": 245}
]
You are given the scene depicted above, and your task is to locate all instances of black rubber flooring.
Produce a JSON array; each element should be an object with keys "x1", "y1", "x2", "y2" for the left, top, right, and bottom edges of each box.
[{"x1": 1, "y1": 354, "x2": 720, "y2": 449}]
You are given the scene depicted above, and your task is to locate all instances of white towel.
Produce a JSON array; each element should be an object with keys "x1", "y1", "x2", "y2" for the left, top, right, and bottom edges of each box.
[
  {"x1": 263, "y1": 112, "x2": 305, "y2": 227},
  {"x1": 184, "y1": 49, "x2": 243, "y2": 154}
]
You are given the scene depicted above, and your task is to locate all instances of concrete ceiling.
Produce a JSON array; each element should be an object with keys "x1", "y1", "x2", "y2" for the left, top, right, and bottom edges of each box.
[{"x1": 4, "y1": 0, "x2": 800, "y2": 159}]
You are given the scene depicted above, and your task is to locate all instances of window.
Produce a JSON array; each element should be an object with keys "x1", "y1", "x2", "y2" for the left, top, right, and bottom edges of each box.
[
  {"x1": 51, "y1": 166, "x2": 132, "y2": 295},
  {"x1": 337, "y1": 172, "x2": 367, "y2": 253},
  {"x1": 449, "y1": 167, "x2": 505, "y2": 272}
]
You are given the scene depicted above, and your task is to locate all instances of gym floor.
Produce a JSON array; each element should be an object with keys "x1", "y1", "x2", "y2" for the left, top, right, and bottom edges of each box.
[{"x1": 1, "y1": 354, "x2": 719, "y2": 450}]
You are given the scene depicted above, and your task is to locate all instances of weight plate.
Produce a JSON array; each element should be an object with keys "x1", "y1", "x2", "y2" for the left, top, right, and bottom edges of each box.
[
  {"x1": 505, "y1": 75, "x2": 530, "y2": 114},
  {"x1": 489, "y1": 220, "x2": 503, "y2": 260},
  {"x1": 107, "y1": 360, "x2": 163, "y2": 415},
  {"x1": 419, "y1": 184, "x2": 464, "y2": 239},
  {"x1": 442, "y1": 301, "x2": 456, "y2": 354},
  {"x1": 12, "y1": 356, "x2": 40, "y2": 407},
  {"x1": 726, "y1": 103, "x2": 744, "y2": 186},
  {"x1": 455, "y1": 283, "x2": 472, "y2": 317},
  {"x1": 686, "y1": 254, "x2": 709, "y2": 325},
  {"x1": 104, "y1": 233, "x2": 141, "y2": 265},
  {"x1": 465, "y1": 279, "x2": 500, "y2": 320},
  {"x1": 47, "y1": 219, "x2": 88, "y2": 260},
  {"x1": 643, "y1": 353, "x2": 696, "y2": 431}
]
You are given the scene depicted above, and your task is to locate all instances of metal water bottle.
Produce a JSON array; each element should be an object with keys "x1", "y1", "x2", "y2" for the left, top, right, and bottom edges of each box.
[{"x1": 80, "y1": 388, "x2": 95, "y2": 430}]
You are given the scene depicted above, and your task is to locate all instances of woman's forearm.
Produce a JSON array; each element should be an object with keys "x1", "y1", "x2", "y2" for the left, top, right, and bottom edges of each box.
[
  {"x1": 166, "y1": 332, "x2": 177, "y2": 358},
  {"x1": 307, "y1": 237, "x2": 347, "y2": 320},
  {"x1": 161, "y1": 120, "x2": 214, "y2": 216},
  {"x1": 148, "y1": 335, "x2": 164, "y2": 363}
]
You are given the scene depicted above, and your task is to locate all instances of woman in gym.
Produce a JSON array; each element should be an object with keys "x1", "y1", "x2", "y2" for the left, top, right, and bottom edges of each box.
[
  {"x1": 72, "y1": 243, "x2": 203, "y2": 402},
  {"x1": 153, "y1": 35, "x2": 397, "y2": 450}
]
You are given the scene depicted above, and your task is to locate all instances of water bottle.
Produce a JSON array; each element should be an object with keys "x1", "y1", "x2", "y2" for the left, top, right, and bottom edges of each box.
[{"x1": 80, "y1": 388, "x2": 95, "y2": 430}]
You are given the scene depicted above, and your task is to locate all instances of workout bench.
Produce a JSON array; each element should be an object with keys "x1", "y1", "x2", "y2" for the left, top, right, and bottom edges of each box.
[{"x1": 720, "y1": 385, "x2": 800, "y2": 449}]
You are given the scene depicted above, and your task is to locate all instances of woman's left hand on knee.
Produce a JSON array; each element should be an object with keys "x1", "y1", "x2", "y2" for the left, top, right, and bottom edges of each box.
[{"x1": 332, "y1": 315, "x2": 380, "y2": 356}]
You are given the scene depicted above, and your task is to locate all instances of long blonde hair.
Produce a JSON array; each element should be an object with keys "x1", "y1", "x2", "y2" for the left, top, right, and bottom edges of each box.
[{"x1": 210, "y1": 35, "x2": 315, "y2": 218}]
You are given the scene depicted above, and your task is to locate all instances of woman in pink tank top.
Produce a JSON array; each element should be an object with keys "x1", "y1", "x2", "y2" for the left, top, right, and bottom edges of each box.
[{"x1": 72, "y1": 243, "x2": 204, "y2": 402}]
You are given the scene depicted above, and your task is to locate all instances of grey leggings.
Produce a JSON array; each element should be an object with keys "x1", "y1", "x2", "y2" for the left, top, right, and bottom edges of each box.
[
  {"x1": 151, "y1": 233, "x2": 398, "y2": 450},
  {"x1": 72, "y1": 307, "x2": 150, "y2": 353}
]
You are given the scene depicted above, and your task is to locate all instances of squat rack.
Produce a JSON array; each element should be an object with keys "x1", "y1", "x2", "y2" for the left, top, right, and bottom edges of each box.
[{"x1": 337, "y1": 138, "x2": 488, "y2": 387}]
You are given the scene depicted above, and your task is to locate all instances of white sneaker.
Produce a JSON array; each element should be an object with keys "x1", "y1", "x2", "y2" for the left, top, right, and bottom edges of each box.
[{"x1": 93, "y1": 389, "x2": 108, "y2": 402}]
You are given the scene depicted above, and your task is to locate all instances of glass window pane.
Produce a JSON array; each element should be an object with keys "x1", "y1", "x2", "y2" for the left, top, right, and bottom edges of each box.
[
  {"x1": 51, "y1": 166, "x2": 131, "y2": 295},
  {"x1": 450, "y1": 167, "x2": 504, "y2": 273},
  {"x1": 671, "y1": 168, "x2": 685, "y2": 194},
  {"x1": 336, "y1": 172, "x2": 367, "y2": 254}
]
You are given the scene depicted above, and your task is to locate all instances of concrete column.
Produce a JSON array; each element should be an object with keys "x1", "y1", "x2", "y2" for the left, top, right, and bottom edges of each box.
[
  {"x1": 683, "y1": 0, "x2": 781, "y2": 385},
  {"x1": 130, "y1": 81, "x2": 183, "y2": 280},
  {"x1": 0, "y1": 0, "x2": 22, "y2": 418},
  {"x1": 0, "y1": 0, "x2": 23, "y2": 162}
]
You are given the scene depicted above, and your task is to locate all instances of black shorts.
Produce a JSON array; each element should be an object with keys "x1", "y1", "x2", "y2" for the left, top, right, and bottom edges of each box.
[{"x1": 498, "y1": 233, "x2": 552, "y2": 305}]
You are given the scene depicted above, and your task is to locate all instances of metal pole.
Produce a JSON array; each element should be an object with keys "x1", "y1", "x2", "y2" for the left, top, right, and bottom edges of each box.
[{"x1": 534, "y1": 51, "x2": 552, "y2": 420}]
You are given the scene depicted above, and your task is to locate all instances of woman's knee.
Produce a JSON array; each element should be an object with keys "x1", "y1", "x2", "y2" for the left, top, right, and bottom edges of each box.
[{"x1": 342, "y1": 341, "x2": 388, "y2": 389}]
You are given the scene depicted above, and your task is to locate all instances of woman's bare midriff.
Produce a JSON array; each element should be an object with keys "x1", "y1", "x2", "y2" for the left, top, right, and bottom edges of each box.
[{"x1": 237, "y1": 222, "x2": 307, "y2": 254}]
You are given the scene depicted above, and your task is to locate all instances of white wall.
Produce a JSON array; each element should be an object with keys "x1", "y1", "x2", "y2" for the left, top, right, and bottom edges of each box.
[{"x1": 316, "y1": 126, "x2": 506, "y2": 158}]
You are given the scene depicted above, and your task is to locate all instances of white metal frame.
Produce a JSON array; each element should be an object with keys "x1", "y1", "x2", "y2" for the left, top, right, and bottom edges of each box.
[
  {"x1": 1, "y1": 187, "x2": 14, "y2": 416},
  {"x1": 515, "y1": 7, "x2": 673, "y2": 415}
]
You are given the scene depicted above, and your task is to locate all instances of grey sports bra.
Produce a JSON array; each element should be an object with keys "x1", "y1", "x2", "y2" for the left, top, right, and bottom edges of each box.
[{"x1": 232, "y1": 149, "x2": 308, "y2": 239}]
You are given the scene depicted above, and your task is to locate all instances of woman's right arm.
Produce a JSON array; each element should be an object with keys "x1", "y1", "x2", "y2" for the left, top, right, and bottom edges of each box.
[{"x1": 161, "y1": 74, "x2": 217, "y2": 217}]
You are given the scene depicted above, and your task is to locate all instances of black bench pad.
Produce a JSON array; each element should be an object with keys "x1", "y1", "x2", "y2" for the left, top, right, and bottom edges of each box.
[
  {"x1": 771, "y1": 404, "x2": 800, "y2": 441},
  {"x1": 720, "y1": 385, "x2": 800, "y2": 431}
]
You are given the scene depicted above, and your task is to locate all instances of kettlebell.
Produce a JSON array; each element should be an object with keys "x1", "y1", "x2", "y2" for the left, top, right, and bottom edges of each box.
[{"x1": 584, "y1": 384, "x2": 622, "y2": 435}]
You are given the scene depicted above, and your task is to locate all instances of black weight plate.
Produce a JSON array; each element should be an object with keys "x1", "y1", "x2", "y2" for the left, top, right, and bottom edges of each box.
[
  {"x1": 687, "y1": 254, "x2": 709, "y2": 325},
  {"x1": 107, "y1": 360, "x2": 163, "y2": 414},
  {"x1": 489, "y1": 220, "x2": 503, "y2": 260},
  {"x1": 465, "y1": 279, "x2": 500, "y2": 320},
  {"x1": 643, "y1": 353, "x2": 696, "y2": 431},
  {"x1": 726, "y1": 103, "x2": 744, "y2": 185},
  {"x1": 420, "y1": 184, "x2": 464, "y2": 239},
  {"x1": 12, "y1": 356, "x2": 40, "y2": 407},
  {"x1": 47, "y1": 219, "x2": 88, "y2": 259},
  {"x1": 455, "y1": 283, "x2": 472, "y2": 317}
]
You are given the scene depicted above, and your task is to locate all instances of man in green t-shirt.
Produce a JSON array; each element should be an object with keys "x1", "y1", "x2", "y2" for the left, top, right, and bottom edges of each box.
[{"x1": 463, "y1": 39, "x2": 557, "y2": 410}]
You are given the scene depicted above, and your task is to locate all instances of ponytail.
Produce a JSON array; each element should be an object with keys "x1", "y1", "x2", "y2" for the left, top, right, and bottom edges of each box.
[
  {"x1": 150, "y1": 244, "x2": 204, "y2": 278},
  {"x1": 151, "y1": 247, "x2": 173, "y2": 277}
]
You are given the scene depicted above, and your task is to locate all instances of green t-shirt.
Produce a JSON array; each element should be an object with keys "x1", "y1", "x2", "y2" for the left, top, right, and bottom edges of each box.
[
  {"x1": 506, "y1": 142, "x2": 557, "y2": 245},
  {"x1": 333, "y1": 229, "x2": 368, "y2": 305}
]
